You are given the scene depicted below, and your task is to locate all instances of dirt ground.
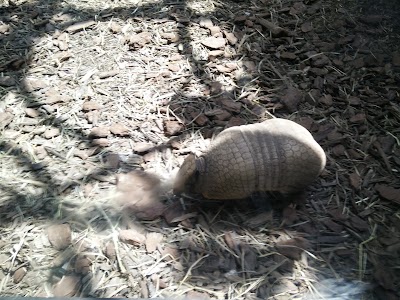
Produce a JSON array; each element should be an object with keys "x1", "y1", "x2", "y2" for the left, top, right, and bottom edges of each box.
[{"x1": 0, "y1": 0, "x2": 399, "y2": 299}]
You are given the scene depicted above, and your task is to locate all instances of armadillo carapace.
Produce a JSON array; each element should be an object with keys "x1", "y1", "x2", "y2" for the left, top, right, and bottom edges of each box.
[{"x1": 173, "y1": 118, "x2": 326, "y2": 199}]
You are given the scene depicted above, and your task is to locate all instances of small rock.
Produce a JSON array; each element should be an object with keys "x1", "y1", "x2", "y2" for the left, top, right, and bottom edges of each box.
[
  {"x1": 119, "y1": 229, "x2": 146, "y2": 246},
  {"x1": 163, "y1": 120, "x2": 183, "y2": 136},
  {"x1": 53, "y1": 275, "x2": 80, "y2": 297},
  {"x1": 48, "y1": 224, "x2": 72, "y2": 250},
  {"x1": 145, "y1": 232, "x2": 163, "y2": 253},
  {"x1": 82, "y1": 101, "x2": 101, "y2": 111},
  {"x1": 89, "y1": 127, "x2": 109, "y2": 138},
  {"x1": 13, "y1": 267, "x2": 27, "y2": 284},
  {"x1": 110, "y1": 123, "x2": 130, "y2": 136},
  {"x1": 43, "y1": 128, "x2": 61, "y2": 139},
  {"x1": 201, "y1": 36, "x2": 225, "y2": 49}
]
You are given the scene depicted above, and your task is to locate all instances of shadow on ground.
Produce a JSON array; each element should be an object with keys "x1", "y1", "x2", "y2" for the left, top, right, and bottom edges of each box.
[{"x1": 0, "y1": 0, "x2": 399, "y2": 298}]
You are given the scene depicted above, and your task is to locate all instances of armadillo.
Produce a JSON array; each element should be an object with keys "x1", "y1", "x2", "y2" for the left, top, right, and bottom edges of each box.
[{"x1": 173, "y1": 118, "x2": 326, "y2": 199}]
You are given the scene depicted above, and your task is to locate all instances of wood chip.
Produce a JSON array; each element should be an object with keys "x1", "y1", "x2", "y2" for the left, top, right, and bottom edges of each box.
[
  {"x1": 110, "y1": 123, "x2": 130, "y2": 136},
  {"x1": 21, "y1": 78, "x2": 47, "y2": 92},
  {"x1": 163, "y1": 120, "x2": 183, "y2": 136},
  {"x1": 145, "y1": 232, "x2": 163, "y2": 253},
  {"x1": 199, "y1": 17, "x2": 213, "y2": 28},
  {"x1": 116, "y1": 171, "x2": 165, "y2": 220},
  {"x1": 133, "y1": 142, "x2": 154, "y2": 153},
  {"x1": 13, "y1": 267, "x2": 27, "y2": 284},
  {"x1": 82, "y1": 101, "x2": 102, "y2": 111},
  {"x1": 53, "y1": 275, "x2": 80, "y2": 297},
  {"x1": 65, "y1": 20, "x2": 96, "y2": 33},
  {"x1": 281, "y1": 86, "x2": 303, "y2": 112},
  {"x1": 224, "y1": 31, "x2": 238, "y2": 45},
  {"x1": 376, "y1": 185, "x2": 400, "y2": 204},
  {"x1": 0, "y1": 76, "x2": 15, "y2": 86},
  {"x1": 48, "y1": 224, "x2": 72, "y2": 250},
  {"x1": 104, "y1": 242, "x2": 116, "y2": 261},
  {"x1": 74, "y1": 256, "x2": 91, "y2": 274},
  {"x1": 89, "y1": 126, "x2": 110, "y2": 138},
  {"x1": 119, "y1": 229, "x2": 146, "y2": 246},
  {"x1": 201, "y1": 37, "x2": 226, "y2": 49},
  {"x1": 349, "y1": 172, "x2": 361, "y2": 189},
  {"x1": 43, "y1": 128, "x2": 61, "y2": 139},
  {"x1": 24, "y1": 108, "x2": 40, "y2": 118},
  {"x1": 0, "y1": 112, "x2": 13, "y2": 129},
  {"x1": 275, "y1": 237, "x2": 309, "y2": 260}
]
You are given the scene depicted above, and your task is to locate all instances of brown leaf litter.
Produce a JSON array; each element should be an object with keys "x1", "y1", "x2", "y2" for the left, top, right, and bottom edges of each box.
[{"x1": 0, "y1": 0, "x2": 399, "y2": 298}]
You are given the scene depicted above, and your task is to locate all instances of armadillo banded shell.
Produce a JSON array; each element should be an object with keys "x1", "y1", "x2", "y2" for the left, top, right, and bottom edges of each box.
[{"x1": 174, "y1": 118, "x2": 326, "y2": 199}]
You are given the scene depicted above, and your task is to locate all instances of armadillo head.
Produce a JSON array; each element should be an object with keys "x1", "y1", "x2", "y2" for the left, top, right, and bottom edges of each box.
[{"x1": 173, "y1": 154, "x2": 205, "y2": 196}]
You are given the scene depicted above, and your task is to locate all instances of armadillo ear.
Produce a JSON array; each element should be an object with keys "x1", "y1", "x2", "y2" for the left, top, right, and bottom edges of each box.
[{"x1": 173, "y1": 153, "x2": 197, "y2": 195}]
